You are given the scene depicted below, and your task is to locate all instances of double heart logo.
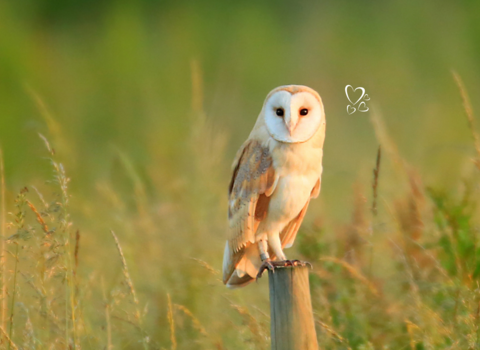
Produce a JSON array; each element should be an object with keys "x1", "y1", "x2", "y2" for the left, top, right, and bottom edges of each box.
[{"x1": 345, "y1": 85, "x2": 370, "y2": 115}]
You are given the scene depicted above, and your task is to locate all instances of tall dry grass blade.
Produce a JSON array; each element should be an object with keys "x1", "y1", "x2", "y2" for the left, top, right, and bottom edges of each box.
[
  {"x1": 0, "y1": 149, "x2": 6, "y2": 331},
  {"x1": 74, "y1": 230, "x2": 80, "y2": 276},
  {"x1": 370, "y1": 105, "x2": 405, "y2": 175},
  {"x1": 318, "y1": 257, "x2": 379, "y2": 296},
  {"x1": 111, "y1": 230, "x2": 148, "y2": 349},
  {"x1": 167, "y1": 294, "x2": 176, "y2": 350},
  {"x1": 229, "y1": 303, "x2": 268, "y2": 346},
  {"x1": 452, "y1": 71, "x2": 480, "y2": 169},
  {"x1": 315, "y1": 319, "x2": 346, "y2": 344},
  {"x1": 8, "y1": 243, "x2": 19, "y2": 350},
  {"x1": 372, "y1": 146, "x2": 382, "y2": 216},
  {"x1": 174, "y1": 304, "x2": 208, "y2": 336},
  {"x1": 114, "y1": 149, "x2": 148, "y2": 219},
  {"x1": 26, "y1": 87, "x2": 62, "y2": 140},
  {"x1": 26, "y1": 200, "x2": 49, "y2": 234},
  {"x1": 101, "y1": 276, "x2": 113, "y2": 350},
  {"x1": 111, "y1": 231, "x2": 141, "y2": 320},
  {"x1": 0, "y1": 326, "x2": 18, "y2": 350},
  {"x1": 27, "y1": 87, "x2": 74, "y2": 165}
]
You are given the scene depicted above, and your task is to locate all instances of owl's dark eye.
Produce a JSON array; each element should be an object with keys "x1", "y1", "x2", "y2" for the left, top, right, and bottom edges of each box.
[
  {"x1": 300, "y1": 108, "x2": 309, "y2": 116},
  {"x1": 276, "y1": 108, "x2": 284, "y2": 117}
]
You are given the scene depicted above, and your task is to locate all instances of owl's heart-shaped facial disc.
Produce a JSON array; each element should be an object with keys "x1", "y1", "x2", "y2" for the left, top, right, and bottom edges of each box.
[
  {"x1": 358, "y1": 102, "x2": 369, "y2": 112},
  {"x1": 363, "y1": 94, "x2": 370, "y2": 101},
  {"x1": 345, "y1": 85, "x2": 365, "y2": 105},
  {"x1": 347, "y1": 105, "x2": 356, "y2": 115}
]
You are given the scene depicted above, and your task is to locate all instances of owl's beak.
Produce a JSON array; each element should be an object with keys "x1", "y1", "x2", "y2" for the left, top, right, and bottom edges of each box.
[{"x1": 285, "y1": 113, "x2": 298, "y2": 135}]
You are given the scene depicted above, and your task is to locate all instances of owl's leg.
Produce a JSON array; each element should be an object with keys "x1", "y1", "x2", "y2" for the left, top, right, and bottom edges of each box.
[
  {"x1": 258, "y1": 239, "x2": 270, "y2": 261},
  {"x1": 268, "y1": 233, "x2": 286, "y2": 261},
  {"x1": 256, "y1": 239, "x2": 274, "y2": 279},
  {"x1": 267, "y1": 234, "x2": 311, "y2": 268}
]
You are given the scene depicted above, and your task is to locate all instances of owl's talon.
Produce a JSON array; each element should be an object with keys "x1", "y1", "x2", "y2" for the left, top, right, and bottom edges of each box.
[{"x1": 257, "y1": 259, "x2": 275, "y2": 279}]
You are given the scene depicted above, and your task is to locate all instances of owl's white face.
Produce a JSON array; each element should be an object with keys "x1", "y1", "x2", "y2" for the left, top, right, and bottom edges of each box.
[{"x1": 263, "y1": 90, "x2": 324, "y2": 143}]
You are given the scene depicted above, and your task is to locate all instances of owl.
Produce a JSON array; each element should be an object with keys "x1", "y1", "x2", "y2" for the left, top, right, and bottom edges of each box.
[{"x1": 223, "y1": 85, "x2": 326, "y2": 288}]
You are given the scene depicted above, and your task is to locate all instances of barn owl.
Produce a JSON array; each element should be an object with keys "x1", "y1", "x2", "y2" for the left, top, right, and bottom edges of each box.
[{"x1": 223, "y1": 85, "x2": 326, "y2": 288}]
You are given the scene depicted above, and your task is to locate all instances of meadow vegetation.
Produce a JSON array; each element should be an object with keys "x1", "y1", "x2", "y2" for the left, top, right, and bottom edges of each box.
[{"x1": 1, "y1": 1, "x2": 480, "y2": 349}]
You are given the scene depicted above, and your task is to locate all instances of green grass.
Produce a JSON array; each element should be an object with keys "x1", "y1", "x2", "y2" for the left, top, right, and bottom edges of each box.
[{"x1": 1, "y1": 1, "x2": 480, "y2": 349}]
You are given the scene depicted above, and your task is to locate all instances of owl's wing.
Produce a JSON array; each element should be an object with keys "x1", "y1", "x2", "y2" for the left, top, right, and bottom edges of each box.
[
  {"x1": 222, "y1": 139, "x2": 278, "y2": 284},
  {"x1": 280, "y1": 178, "x2": 321, "y2": 249}
]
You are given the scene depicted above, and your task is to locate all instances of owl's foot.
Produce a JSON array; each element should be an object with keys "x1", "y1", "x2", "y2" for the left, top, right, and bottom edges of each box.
[
  {"x1": 256, "y1": 260, "x2": 312, "y2": 279},
  {"x1": 283, "y1": 260, "x2": 312, "y2": 268},
  {"x1": 256, "y1": 259, "x2": 275, "y2": 279}
]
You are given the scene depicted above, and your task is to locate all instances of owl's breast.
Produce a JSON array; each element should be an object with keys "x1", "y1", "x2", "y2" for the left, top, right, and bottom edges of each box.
[{"x1": 264, "y1": 140, "x2": 323, "y2": 225}]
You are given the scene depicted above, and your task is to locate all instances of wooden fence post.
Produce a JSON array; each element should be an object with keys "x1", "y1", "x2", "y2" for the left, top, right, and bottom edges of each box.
[{"x1": 268, "y1": 265, "x2": 318, "y2": 350}]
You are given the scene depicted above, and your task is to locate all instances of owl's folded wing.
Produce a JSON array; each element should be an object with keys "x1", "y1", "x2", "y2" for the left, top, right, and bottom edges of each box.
[
  {"x1": 280, "y1": 178, "x2": 321, "y2": 249},
  {"x1": 222, "y1": 139, "x2": 278, "y2": 284}
]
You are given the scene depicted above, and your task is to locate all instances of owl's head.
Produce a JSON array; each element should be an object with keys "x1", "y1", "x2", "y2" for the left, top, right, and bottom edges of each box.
[{"x1": 262, "y1": 85, "x2": 324, "y2": 143}]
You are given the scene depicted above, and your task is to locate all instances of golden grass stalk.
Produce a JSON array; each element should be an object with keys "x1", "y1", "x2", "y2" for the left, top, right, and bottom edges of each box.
[
  {"x1": 101, "y1": 276, "x2": 112, "y2": 350},
  {"x1": 372, "y1": 146, "x2": 382, "y2": 216},
  {"x1": 229, "y1": 303, "x2": 267, "y2": 345},
  {"x1": 452, "y1": 71, "x2": 480, "y2": 169},
  {"x1": 405, "y1": 319, "x2": 420, "y2": 350},
  {"x1": 189, "y1": 258, "x2": 219, "y2": 276},
  {"x1": 0, "y1": 149, "x2": 6, "y2": 330},
  {"x1": 0, "y1": 326, "x2": 18, "y2": 350},
  {"x1": 174, "y1": 304, "x2": 208, "y2": 336},
  {"x1": 315, "y1": 319, "x2": 346, "y2": 344},
  {"x1": 8, "y1": 243, "x2": 19, "y2": 350},
  {"x1": 111, "y1": 231, "x2": 141, "y2": 320},
  {"x1": 111, "y1": 230, "x2": 148, "y2": 349},
  {"x1": 74, "y1": 230, "x2": 80, "y2": 277},
  {"x1": 167, "y1": 294, "x2": 177, "y2": 350},
  {"x1": 370, "y1": 105, "x2": 405, "y2": 175},
  {"x1": 26, "y1": 200, "x2": 49, "y2": 234},
  {"x1": 318, "y1": 257, "x2": 379, "y2": 296}
]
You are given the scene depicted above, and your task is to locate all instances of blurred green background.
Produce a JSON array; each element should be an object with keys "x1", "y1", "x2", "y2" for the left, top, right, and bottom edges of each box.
[{"x1": 1, "y1": 0, "x2": 480, "y2": 349}]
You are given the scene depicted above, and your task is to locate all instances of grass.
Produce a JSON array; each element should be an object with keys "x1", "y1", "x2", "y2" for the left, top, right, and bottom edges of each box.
[{"x1": 0, "y1": 74, "x2": 479, "y2": 349}]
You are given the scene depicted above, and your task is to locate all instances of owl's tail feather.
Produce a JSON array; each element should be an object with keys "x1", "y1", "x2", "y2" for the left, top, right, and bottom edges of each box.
[
  {"x1": 224, "y1": 244, "x2": 262, "y2": 288},
  {"x1": 226, "y1": 273, "x2": 255, "y2": 289}
]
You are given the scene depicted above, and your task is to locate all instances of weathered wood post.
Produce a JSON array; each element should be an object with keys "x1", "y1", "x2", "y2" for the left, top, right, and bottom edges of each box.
[{"x1": 268, "y1": 265, "x2": 318, "y2": 350}]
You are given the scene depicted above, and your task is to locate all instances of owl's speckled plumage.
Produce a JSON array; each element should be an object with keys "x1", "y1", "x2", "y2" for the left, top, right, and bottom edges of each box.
[{"x1": 223, "y1": 85, "x2": 326, "y2": 288}]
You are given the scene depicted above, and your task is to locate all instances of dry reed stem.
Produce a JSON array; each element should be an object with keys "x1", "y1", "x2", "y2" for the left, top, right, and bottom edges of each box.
[
  {"x1": 167, "y1": 294, "x2": 177, "y2": 350},
  {"x1": 174, "y1": 303, "x2": 226, "y2": 348},
  {"x1": 0, "y1": 326, "x2": 18, "y2": 350},
  {"x1": 74, "y1": 230, "x2": 80, "y2": 274},
  {"x1": 372, "y1": 146, "x2": 382, "y2": 216},
  {"x1": 111, "y1": 231, "x2": 148, "y2": 350},
  {"x1": 174, "y1": 304, "x2": 208, "y2": 336},
  {"x1": 38, "y1": 133, "x2": 54, "y2": 156},
  {"x1": 452, "y1": 71, "x2": 480, "y2": 169},
  {"x1": 229, "y1": 303, "x2": 267, "y2": 344},
  {"x1": 318, "y1": 257, "x2": 379, "y2": 296},
  {"x1": 189, "y1": 258, "x2": 222, "y2": 282},
  {"x1": 315, "y1": 319, "x2": 346, "y2": 344},
  {"x1": 26, "y1": 200, "x2": 49, "y2": 234},
  {"x1": 0, "y1": 149, "x2": 6, "y2": 330},
  {"x1": 101, "y1": 276, "x2": 112, "y2": 350},
  {"x1": 8, "y1": 243, "x2": 19, "y2": 350},
  {"x1": 405, "y1": 319, "x2": 420, "y2": 350},
  {"x1": 111, "y1": 231, "x2": 141, "y2": 321},
  {"x1": 369, "y1": 106, "x2": 406, "y2": 175}
]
